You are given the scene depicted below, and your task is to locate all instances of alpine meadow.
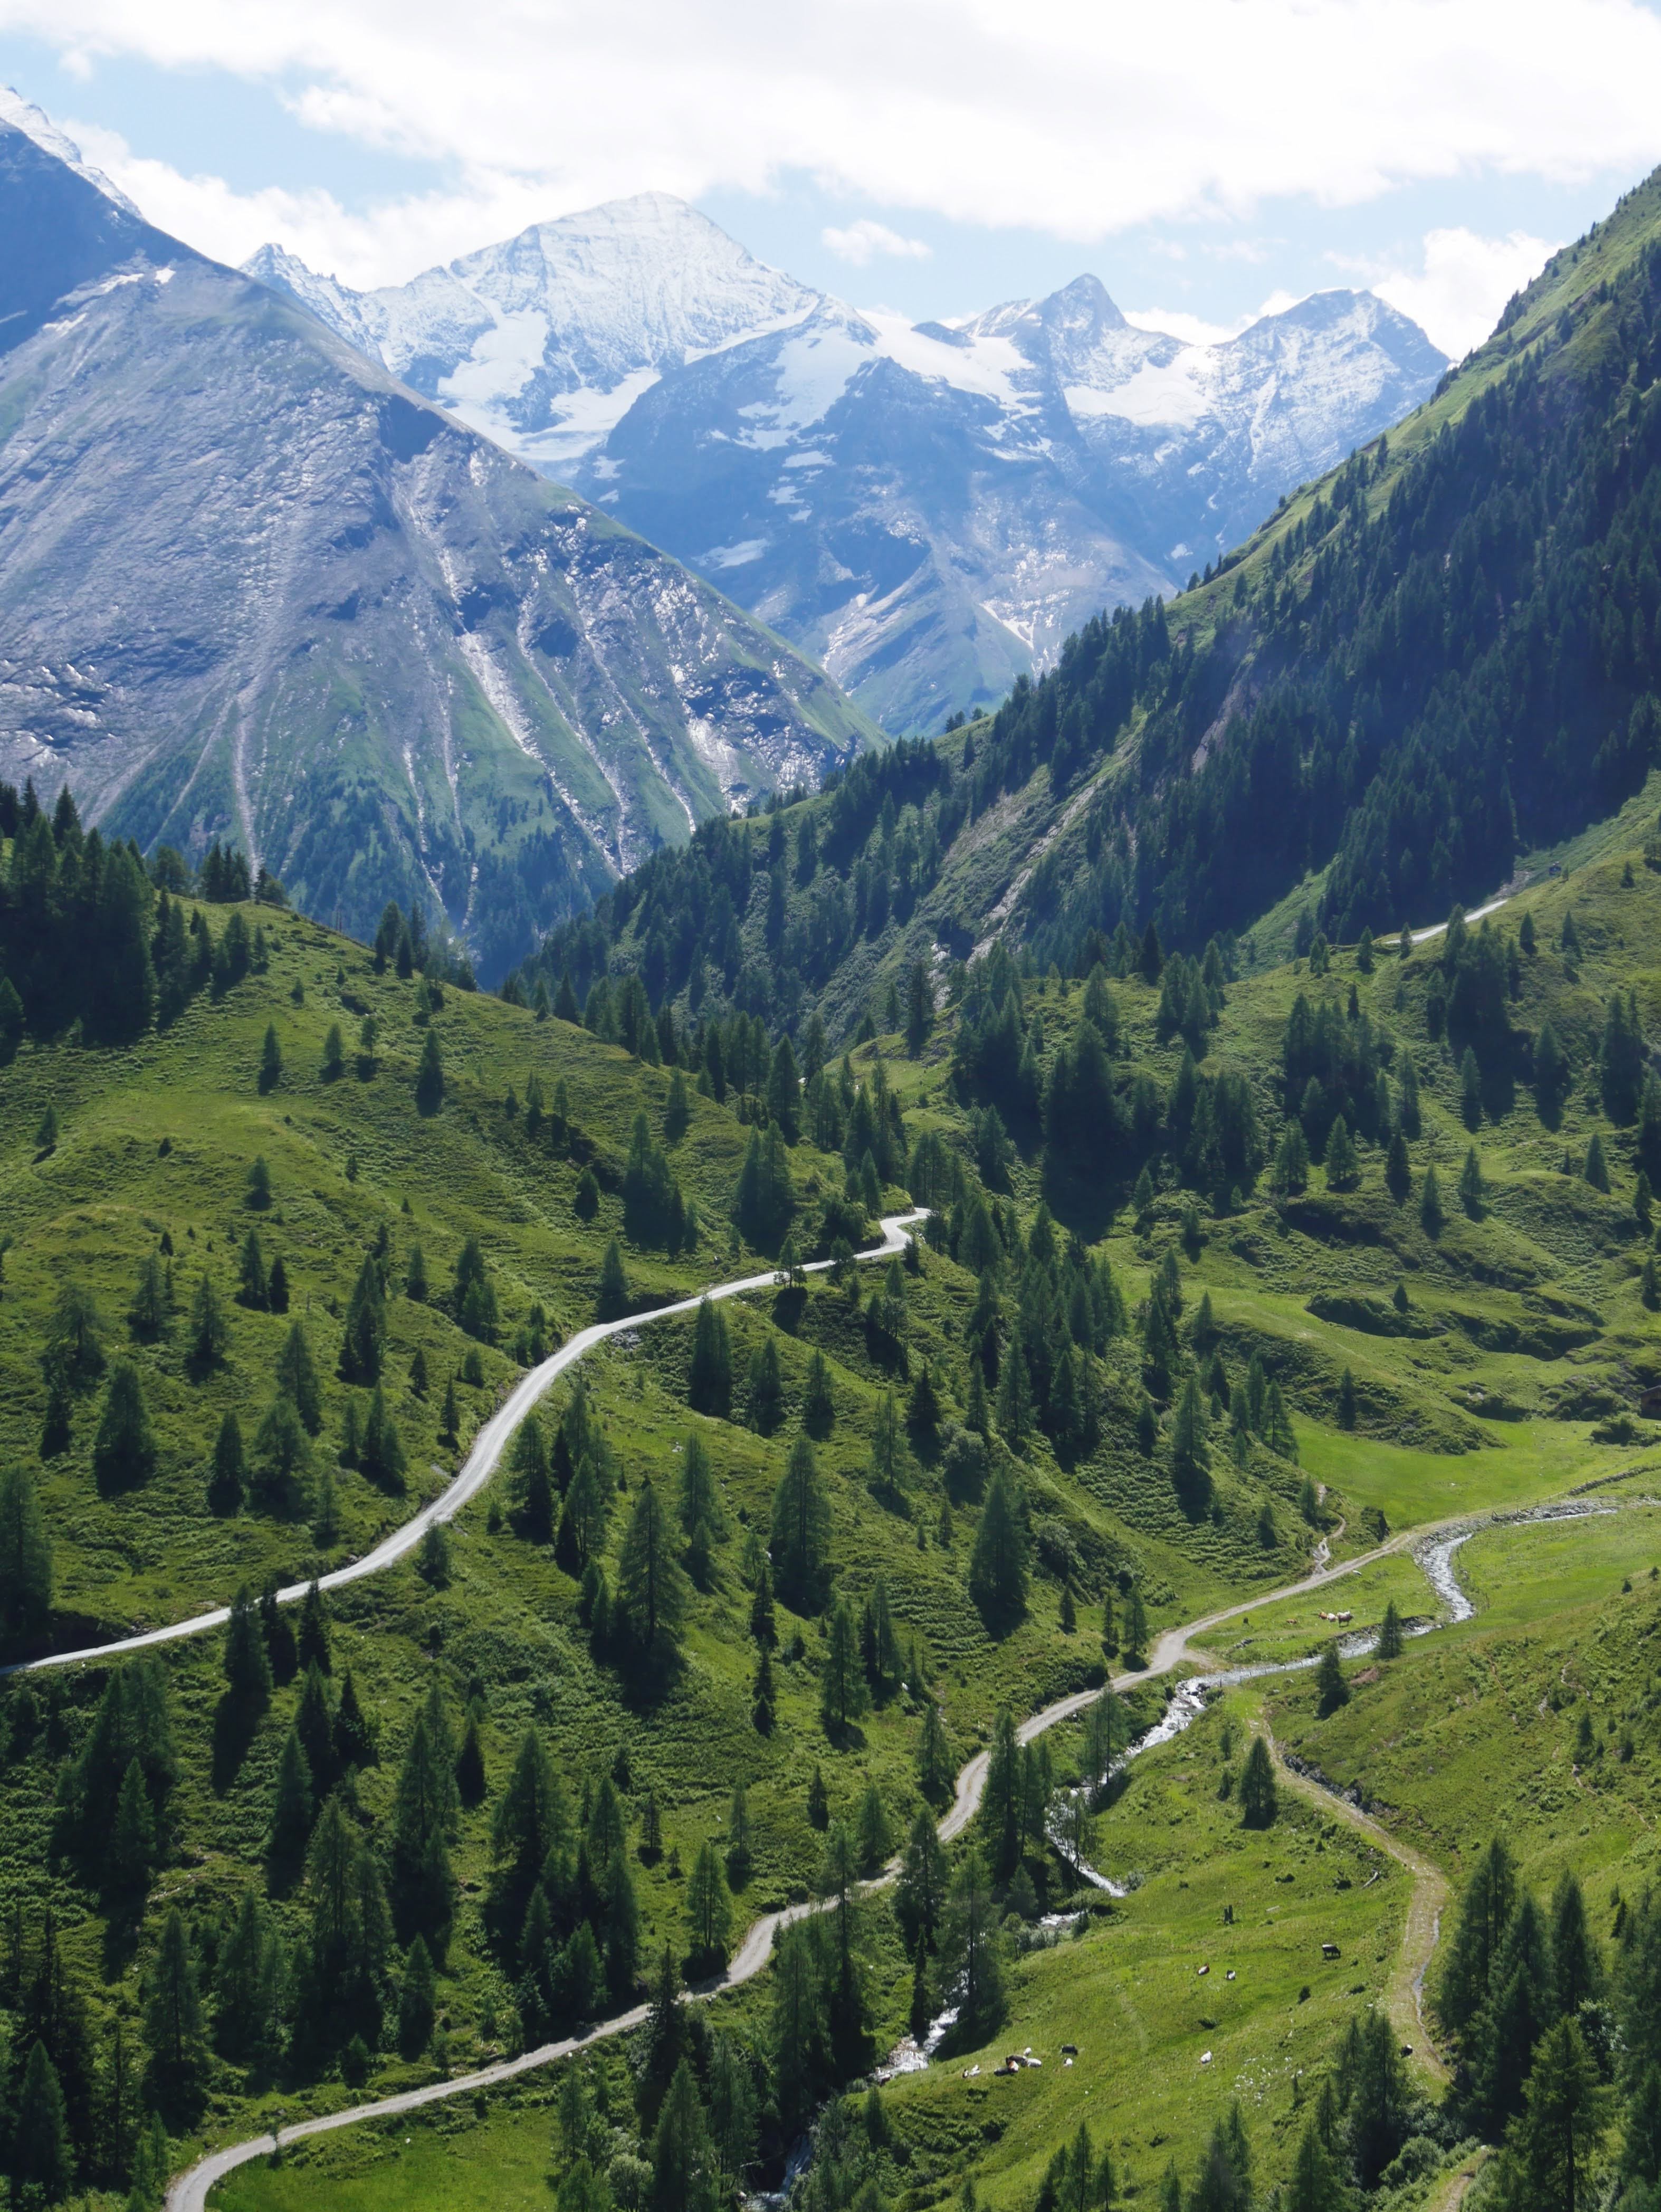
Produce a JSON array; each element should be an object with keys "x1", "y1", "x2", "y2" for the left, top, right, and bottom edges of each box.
[{"x1": 8, "y1": 55, "x2": 1661, "y2": 2212}]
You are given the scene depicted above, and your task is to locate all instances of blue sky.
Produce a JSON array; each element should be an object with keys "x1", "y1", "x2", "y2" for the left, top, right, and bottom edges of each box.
[{"x1": 4, "y1": 2, "x2": 1660, "y2": 356}]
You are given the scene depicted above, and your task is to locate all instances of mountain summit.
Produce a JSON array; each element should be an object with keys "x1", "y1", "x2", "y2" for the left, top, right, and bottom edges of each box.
[
  {"x1": 252, "y1": 202, "x2": 1445, "y2": 728},
  {"x1": 0, "y1": 107, "x2": 874, "y2": 979},
  {"x1": 245, "y1": 194, "x2": 818, "y2": 474}
]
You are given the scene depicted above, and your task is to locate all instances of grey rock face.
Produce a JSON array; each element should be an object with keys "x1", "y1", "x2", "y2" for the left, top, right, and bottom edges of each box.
[{"x1": 0, "y1": 119, "x2": 875, "y2": 979}]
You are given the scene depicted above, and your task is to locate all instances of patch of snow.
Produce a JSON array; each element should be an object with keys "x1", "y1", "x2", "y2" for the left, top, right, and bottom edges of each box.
[
  {"x1": 1065, "y1": 355, "x2": 1213, "y2": 432},
  {"x1": 702, "y1": 538, "x2": 770, "y2": 570}
]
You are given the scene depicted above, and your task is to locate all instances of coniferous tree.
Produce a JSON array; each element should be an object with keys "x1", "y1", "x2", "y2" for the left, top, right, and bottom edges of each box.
[
  {"x1": 260, "y1": 1579, "x2": 298, "y2": 1685},
  {"x1": 597, "y1": 1238, "x2": 630, "y2": 1321},
  {"x1": 251, "y1": 1394, "x2": 312, "y2": 1517},
  {"x1": 397, "y1": 1935, "x2": 436, "y2": 2058},
  {"x1": 941, "y1": 1846, "x2": 1005, "y2": 2047},
  {"x1": 747, "y1": 1334, "x2": 786, "y2": 1435},
  {"x1": 1126, "y1": 1582, "x2": 1149, "y2": 1661},
  {"x1": 1385, "y1": 1127, "x2": 1411, "y2": 1202},
  {"x1": 820, "y1": 1598, "x2": 869, "y2": 1737},
  {"x1": 1551, "y1": 1871, "x2": 1601, "y2": 2017},
  {"x1": 455, "y1": 1713, "x2": 487, "y2": 1808},
  {"x1": 238, "y1": 1227, "x2": 269, "y2": 1310},
  {"x1": 678, "y1": 1433, "x2": 722, "y2": 1586},
  {"x1": 359, "y1": 1386, "x2": 406, "y2": 1493},
  {"x1": 1584, "y1": 1132, "x2": 1611, "y2": 1192},
  {"x1": 1534, "y1": 1021, "x2": 1568, "y2": 1126},
  {"x1": 416, "y1": 1028, "x2": 445, "y2": 1115},
  {"x1": 856, "y1": 1777, "x2": 892, "y2": 1876},
  {"x1": 968, "y1": 1467, "x2": 1028, "y2": 1628},
  {"x1": 1437, "y1": 1837, "x2": 1519, "y2": 2039},
  {"x1": 917, "y1": 1701, "x2": 954, "y2": 1805},
  {"x1": 1338, "y1": 1368, "x2": 1358, "y2": 1430},
  {"x1": 276, "y1": 1323, "x2": 324, "y2": 1435},
  {"x1": 294, "y1": 1662, "x2": 337, "y2": 1800},
  {"x1": 297, "y1": 1579, "x2": 331, "y2": 1673},
  {"x1": 1324, "y1": 1115, "x2": 1360, "y2": 1191},
  {"x1": 422, "y1": 1522, "x2": 455, "y2": 1593},
  {"x1": 333, "y1": 1668, "x2": 377, "y2": 1774},
  {"x1": 1285, "y1": 2119, "x2": 1345, "y2": 2212},
  {"x1": 751, "y1": 1645, "x2": 776, "y2": 1734},
  {"x1": 1273, "y1": 1120, "x2": 1311, "y2": 1195},
  {"x1": 189, "y1": 1271, "x2": 231, "y2": 1371},
  {"x1": 687, "y1": 1296, "x2": 733, "y2": 1416},
  {"x1": 129, "y1": 1251, "x2": 170, "y2": 1340},
  {"x1": 266, "y1": 1730, "x2": 314, "y2": 1883},
  {"x1": 0, "y1": 1464, "x2": 53, "y2": 1653},
  {"x1": 1239, "y1": 1736, "x2": 1277, "y2": 1827},
  {"x1": 617, "y1": 1479, "x2": 687, "y2": 1668},
  {"x1": 684, "y1": 1839, "x2": 732, "y2": 1977},
  {"x1": 1505, "y1": 2017, "x2": 1608, "y2": 2212},
  {"x1": 724, "y1": 1782, "x2": 753, "y2": 1886},
  {"x1": 511, "y1": 1414, "x2": 555, "y2": 1543},
  {"x1": 770, "y1": 1437, "x2": 830, "y2": 1609},
  {"x1": 1459, "y1": 1145, "x2": 1485, "y2": 1217},
  {"x1": 258, "y1": 1022, "x2": 283, "y2": 1093},
  {"x1": 108, "y1": 1755, "x2": 157, "y2": 1902},
  {"x1": 214, "y1": 1890, "x2": 284, "y2": 2071},
  {"x1": 11, "y1": 2039, "x2": 72, "y2": 2206},
  {"x1": 142, "y1": 1908, "x2": 206, "y2": 2124},
  {"x1": 1315, "y1": 1643, "x2": 1349, "y2": 1717},
  {"x1": 336, "y1": 1254, "x2": 386, "y2": 1385},
  {"x1": 92, "y1": 1361, "x2": 157, "y2": 1493},
  {"x1": 1170, "y1": 1374, "x2": 1211, "y2": 1517},
  {"x1": 223, "y1": 1584, "x2": 272, "y2": 1702},
  {"x1": 895, "y1": 1805, "x2": 949, "y2": 1958},
  {"x1": 1420, "y1": 1164, "x2": 1445, "y2": 1235},
  {"x1": 1378, "y1": 1599, "x2": 1404, "y2": 1660}
]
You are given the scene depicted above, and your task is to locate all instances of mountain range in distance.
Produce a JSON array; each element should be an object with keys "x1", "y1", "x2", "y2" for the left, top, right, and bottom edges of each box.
[
  {"x1": 0, "y1": 95, "x2": 875, "y2": 983},
  {"x1": 250, "y1": 197, "x2": 1448, "y2": 730}
]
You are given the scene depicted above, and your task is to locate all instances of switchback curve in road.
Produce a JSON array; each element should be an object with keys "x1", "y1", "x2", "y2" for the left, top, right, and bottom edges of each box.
[{"x1": 8, "y1": 1211, "x2": 929, "y2": 1682}]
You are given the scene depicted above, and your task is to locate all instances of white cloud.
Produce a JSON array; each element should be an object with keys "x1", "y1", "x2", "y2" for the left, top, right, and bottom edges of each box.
[
  {"x1": 1123, "y1": 290, "x2": 1306, "y2": 348},
  {"x1": 1363, "y1": 226, "x2": 1558, "y2": 358},
  {"x1": 5, "y1": 0, "x2": 1659, "y2": 286},
  {"x1": 1122, "y1": 306, "x2": 1238, "y2": 346},
  {"x1": 821, "y1": 218, "x2": 930, "y2": 266}
]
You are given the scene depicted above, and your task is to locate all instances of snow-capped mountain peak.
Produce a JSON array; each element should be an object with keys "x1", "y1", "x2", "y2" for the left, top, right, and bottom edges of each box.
[
  {"x1": 0, "y1": 85, "x2": 140, "y2": 216},
  {"x1": 245, "y1": 203, "x2": 1446, "y2": 730},
  {"x1": 247, "y1": 192, "x2": 819, "y2": 474}
]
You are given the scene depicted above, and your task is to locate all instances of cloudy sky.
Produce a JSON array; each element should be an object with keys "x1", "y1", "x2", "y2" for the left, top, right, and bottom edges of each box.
[{"x1": 4, "y1": 0, "x2": 1661, "y2": 358}]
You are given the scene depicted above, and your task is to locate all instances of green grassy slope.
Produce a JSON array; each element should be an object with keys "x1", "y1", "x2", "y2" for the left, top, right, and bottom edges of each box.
[{"x1": 4, "y1": 795, "x2": 1661, "y2": 2212}]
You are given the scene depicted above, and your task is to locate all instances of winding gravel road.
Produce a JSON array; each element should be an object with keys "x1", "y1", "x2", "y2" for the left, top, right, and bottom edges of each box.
[
  {"x1": 8, "y1": 1212, "x2": 930, "y2": 1683},
  {"x1": 130, "y1": 1245, "x2": 1652, "y2": 2207},
  {"x1": 166, "y1": 1483, "x2": 1533, "y2": 2210}
]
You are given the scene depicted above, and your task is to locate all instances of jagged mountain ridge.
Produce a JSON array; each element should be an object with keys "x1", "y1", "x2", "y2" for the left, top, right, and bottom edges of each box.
[
  {"x1": 0, "y1": 104, "x2": 877, "y2": 981},
  {"x1": 251, "y1": 202, "x2": 1445, "y2": 730}
]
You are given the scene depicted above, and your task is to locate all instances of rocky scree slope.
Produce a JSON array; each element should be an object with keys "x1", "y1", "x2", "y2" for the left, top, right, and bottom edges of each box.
[{"x1": 0, "y1": 106, "x2": 876, "y2": 983}]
